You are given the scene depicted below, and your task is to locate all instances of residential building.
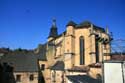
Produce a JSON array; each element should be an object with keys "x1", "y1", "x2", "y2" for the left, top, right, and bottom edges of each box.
[{"x1": 1, "y1": 50, "x2": 39, "y2": 83}]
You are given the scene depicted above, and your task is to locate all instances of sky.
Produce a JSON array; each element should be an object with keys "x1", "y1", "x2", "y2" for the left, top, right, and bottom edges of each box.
[{"x1": 0, "y1": 0, "x2": 125, "y2": 49}]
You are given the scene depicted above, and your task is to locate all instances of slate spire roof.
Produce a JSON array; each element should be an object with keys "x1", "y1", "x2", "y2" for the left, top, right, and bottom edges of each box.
[{"x1": 48, "y1": 19, "x2": 58, "y2": 38}]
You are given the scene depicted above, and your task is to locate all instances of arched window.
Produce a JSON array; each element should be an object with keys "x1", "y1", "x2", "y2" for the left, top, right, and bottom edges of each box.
[
  {"x1": 79, "y1": 36, "x2": 85, "y2": 65},
  {"x1": 95, "y1": 35, "x2": 99, "y2": 63}
]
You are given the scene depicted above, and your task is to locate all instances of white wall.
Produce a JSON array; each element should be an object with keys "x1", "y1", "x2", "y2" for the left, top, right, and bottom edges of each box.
[
  {"x1": 104, "y1": 62, "x2": 124, "y2": 83},
  {"x1": 67, "y1": 80, "x2": 72, "y2": 83}
]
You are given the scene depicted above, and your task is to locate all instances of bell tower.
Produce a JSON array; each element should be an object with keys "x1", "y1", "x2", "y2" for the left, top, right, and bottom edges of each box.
[{"x1": 48, "y1": 19, "x2": 58, "y2": 41}]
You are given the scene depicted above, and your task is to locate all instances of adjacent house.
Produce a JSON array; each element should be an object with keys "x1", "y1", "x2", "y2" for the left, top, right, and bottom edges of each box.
[{"x1": 1, "y1": 50, "x2": 39, "y2": 83}]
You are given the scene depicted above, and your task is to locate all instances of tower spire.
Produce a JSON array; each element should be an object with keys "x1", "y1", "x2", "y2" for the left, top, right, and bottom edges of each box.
[{"x1": 48, "y1": 19, "x2": 58, "y2": 38}]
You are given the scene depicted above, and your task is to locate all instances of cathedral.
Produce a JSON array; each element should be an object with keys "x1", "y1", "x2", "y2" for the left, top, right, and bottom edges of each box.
[{"x1": 36, "y1": 19, "x2": 112, "y2": 83}]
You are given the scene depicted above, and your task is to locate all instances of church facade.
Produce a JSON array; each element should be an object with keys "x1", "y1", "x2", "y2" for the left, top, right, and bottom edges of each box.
[{"x1": 37, "y1": 19, "x2": 112, "y2": 83}]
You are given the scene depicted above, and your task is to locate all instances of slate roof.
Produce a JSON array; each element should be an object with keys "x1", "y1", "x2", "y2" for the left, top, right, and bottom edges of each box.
[
  {"x1": 76, "y1": 21, "x2": 91, "y2": 27},
  {"x1": 67, "y1": 66, "x2": 90, "y2": 72},
  {"x1": 1, "y1": 51, "x2": 38, "y2": 72},
  {"x1": 49, "y1": 20, "x2": 105, "y2": 42},
  {"x1": 36, "y1": 44, "x2": 47, "y2": 61},
  {"x1": 66, "y1": 21, "x2": 77, "y2": 27},
  {"x1": 48, "y1": 19, "x2": 58, "y2": 38},
  {"x1": 93, "y1": 25, "x2": 105, "y2": 32},
  {"x1": 76, "y1": 21, "x2": 105, "y2": 32},
  {"x1": 50, "y1": 61, "x2": 64, "y2": 70},
  {"x1": 67, "y1": 75, "x2": 101, "y2": 83}
]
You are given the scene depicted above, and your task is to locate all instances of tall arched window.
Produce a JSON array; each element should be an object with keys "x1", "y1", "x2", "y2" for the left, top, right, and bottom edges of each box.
[
  {"x1": 79, "y1": 36, "x2": 85, "y2": 65},
  {"x1": 95, "y1": 41, "x2": 99, "y2": 62},
  {"x1": 95, "y1": 35, "x2": 99, "y2": 63}
]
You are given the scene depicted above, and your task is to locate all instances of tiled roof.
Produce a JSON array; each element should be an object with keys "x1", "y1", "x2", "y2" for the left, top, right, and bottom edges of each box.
[
  {"x1": 67, "y1": 66, "x2": 90, "y2": 72},
  {"x1": 67, "y1": 75, "x2": 101, "y2": 83},
  {"x1": 1, "y1": 51, "x2": 38, "y2": 72},
  {"x1": 50, "y1": 61, "x2": 64, "y2": 70},
  {"x1": 0, "y1": 48, "x2": 10, "y2": 54},
  {"x1": 111, "y1": 54, "x2": 125, "y2": 61}
]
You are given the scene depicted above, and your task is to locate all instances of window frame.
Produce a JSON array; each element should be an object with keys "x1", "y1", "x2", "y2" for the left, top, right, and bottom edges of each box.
[
  {"x1": 16, "y1": 74, "x2": 21, "y2": 82},
  {"x1": 41, "y1": 64, "x2": 45, "y2": 70},
  {"x1": 29, "y1": 74, "x2": 34, "y2": 81}
]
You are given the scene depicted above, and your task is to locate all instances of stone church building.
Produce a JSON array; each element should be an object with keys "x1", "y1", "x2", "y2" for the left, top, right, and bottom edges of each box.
[{"x1": 36, "y1": 19, "x2": 112, "y2": 83}]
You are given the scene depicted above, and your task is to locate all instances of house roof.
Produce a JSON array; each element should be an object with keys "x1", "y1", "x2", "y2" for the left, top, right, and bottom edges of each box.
[
  {"x1": 0, "y1": 48, "x2": 10, "y2": 54},
  {"x1": 111, "y1": 54, "x2": 125, "y2": 61},
  {"x1": 50, "y1": 61, "x2": 64, "y2": 70},
  {"x1": 67, "y1": 75, "x2": 101, "y2": 83},
  {"x1": 67, "y1": 66, "x2": 90, "y2": 72},
  {"x1": 1, "y1": 51, "x2": 38, "y2": 72},
  {"x1": 111, "y1": 52, "x2": 125, "y2": 61}
]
